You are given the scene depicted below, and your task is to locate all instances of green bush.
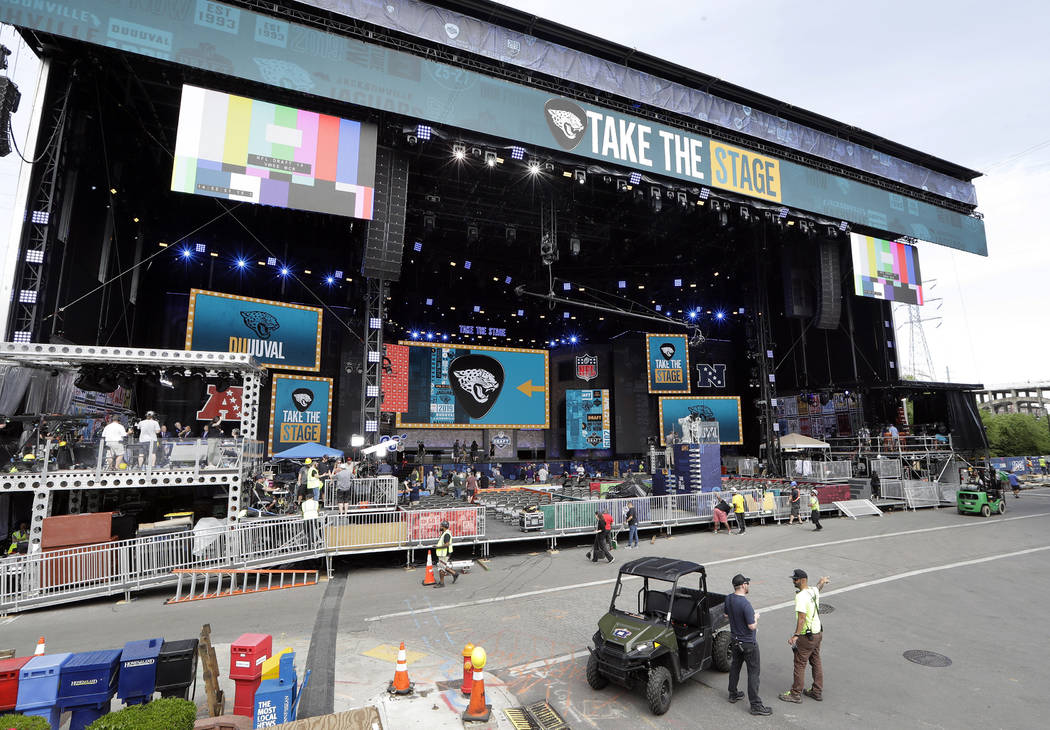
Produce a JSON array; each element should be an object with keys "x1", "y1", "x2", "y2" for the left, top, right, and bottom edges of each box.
[
  {"x1": 0, "y1": 714, "x2": 51, "y2": 730},
  {"x1": 85, "y1": 698, "x2": 197, "y2": 730}
]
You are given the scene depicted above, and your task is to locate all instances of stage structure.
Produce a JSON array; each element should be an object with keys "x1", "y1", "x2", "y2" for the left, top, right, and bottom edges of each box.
[{"x1": 0, "y1": 344, "x2": 264, "y2": 553}]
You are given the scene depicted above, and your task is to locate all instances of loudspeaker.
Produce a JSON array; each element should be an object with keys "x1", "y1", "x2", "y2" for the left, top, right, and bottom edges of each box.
[
  {"x1": 814, "y1": 239, "x2": 841, "y2": 330},
  {"x1": 782, "y1": 260, "x2": 813, "y2": 318},
  {"x1": 361, "y1": 147, "x2": 409, "y2": 281},
  {"x1": 0, "y1": 76, "x2": 22, "y2": 158}
]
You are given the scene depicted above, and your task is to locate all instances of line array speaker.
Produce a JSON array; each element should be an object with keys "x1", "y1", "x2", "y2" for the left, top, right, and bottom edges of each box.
[
  {"x1": 361, "y1": 147, "x2": 409, "y2": 281},
  {"x1": 814, "y1": 239, "x2": 841, "y2": 330}
]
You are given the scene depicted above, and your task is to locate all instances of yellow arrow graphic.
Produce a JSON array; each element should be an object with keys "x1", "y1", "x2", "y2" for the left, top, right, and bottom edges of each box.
[{"x1": 516, "y1": 380, "x2": 546, "y2": 397}]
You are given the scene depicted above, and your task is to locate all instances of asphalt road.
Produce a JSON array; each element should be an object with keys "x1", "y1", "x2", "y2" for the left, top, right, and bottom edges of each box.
[{"x1": 4, "y1": 490, "x2": 1049, "y2": 729}]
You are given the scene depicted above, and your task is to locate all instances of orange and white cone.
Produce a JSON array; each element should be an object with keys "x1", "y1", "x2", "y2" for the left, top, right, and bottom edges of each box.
[
  {"x1": 461, "y1": 643, "x2": 475, "y2": 697},
  {"x1": 387, "y1": 641, "x2": 414, "y2": 695},
  {"x1": 462, "y1": 646, "x2": 491, "y2": 722},
  {"x1": 33, "y1": 637, "x2": 45, "y2": 656},
  {"x1": 421, "y1": 550, "x2": 437, "y2": 586}
]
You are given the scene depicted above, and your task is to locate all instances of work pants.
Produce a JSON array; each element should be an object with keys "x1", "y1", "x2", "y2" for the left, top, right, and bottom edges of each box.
[
  {"x1": 729, "y1": 641, "x2": 763, "y2": 708},
  {"x1": 734, "y1": 511, "x2": 746, "y2": 533},
  {"x1": 591, "y1": 532, "x2": 612, "y2": 561},
  {"x1": 790, "y1": 632, "x2": 823, "y2": 694}
]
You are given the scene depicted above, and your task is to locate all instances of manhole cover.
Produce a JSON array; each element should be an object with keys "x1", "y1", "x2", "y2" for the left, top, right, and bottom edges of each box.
[
  {"x1": 819, "y1": 603, "x2": 834, "y2": 614},
  {"x1": 903, "y1": 650, "x2": 952, "y2": 667}
]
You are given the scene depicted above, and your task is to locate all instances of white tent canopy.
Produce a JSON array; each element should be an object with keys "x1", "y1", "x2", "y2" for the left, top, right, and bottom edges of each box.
[{"x1": 764, "y1": 433, "x2": 831, "y2": 451}]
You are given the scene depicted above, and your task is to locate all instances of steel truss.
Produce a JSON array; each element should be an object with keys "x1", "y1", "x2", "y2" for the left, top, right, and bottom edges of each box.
[
  {"x1": 0, "y1": 344, "x2": 263, "y2": 551},
  {"x1": 361, "y1": 278, "x2": 384, "y2": 443}
]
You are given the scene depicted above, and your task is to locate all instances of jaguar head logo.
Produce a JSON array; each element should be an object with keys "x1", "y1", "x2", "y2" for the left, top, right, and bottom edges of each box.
[
  {"x1": 448, "y1": 355, "x2": 504, "y2": 419},
  {"x1": 544, "y1": 98, "x2": 588, "y2": 151},
  {"x1": 291, "y1": 388, "x2": 314, "y2": 412},
  {"x1": 660, "y1": 342, "x2": 676, "y2": 360},
  {"x1": 240, "y1": 311, "x2": 280, "y2": 339}
]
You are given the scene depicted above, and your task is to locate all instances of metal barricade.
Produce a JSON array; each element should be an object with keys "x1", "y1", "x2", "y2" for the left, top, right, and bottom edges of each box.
[
  {"x1": 903, "y1": 480, "x2": 942, "y2": 509},
  {"x1": 323, "y1": 475, "x2": 399, "y2": 509},
  {"x1": 325, "y1": 511, "x2": 407, "y2": 551},
  {"x1": 813, "y1": 461, "x2": 852, "y2": 482},
  {"x1": 403, "y1": 506, "x2": 485, "y2": 545},
  {"x1": 870, "y1": 458, "x2": 903, "y2": 479}
]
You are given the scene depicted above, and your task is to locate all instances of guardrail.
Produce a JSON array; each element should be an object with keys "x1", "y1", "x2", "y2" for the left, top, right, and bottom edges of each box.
[
  {"x1": 321, "y1": 475, "x2": 398, "y2": 509},
  {"x1": 0, "y1": 505, "x2": 486, "y2": 614}
]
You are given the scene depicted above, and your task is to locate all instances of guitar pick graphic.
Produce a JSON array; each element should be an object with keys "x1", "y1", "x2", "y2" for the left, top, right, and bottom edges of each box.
[
  {"x1": 448, "y1": 355, "x2": 504, "y2": 419},
  {"x1": 291, "y1": 388, "x2": 315, "y2": 412},
  {"x1": 660, "y1": 342, "x2": 676, "y2": 360}
]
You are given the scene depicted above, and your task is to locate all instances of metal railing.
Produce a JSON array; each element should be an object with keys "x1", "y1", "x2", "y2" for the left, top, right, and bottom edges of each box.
[
  {"x1": 785, "y1": 459, "x2": 852, "y2": 482},
  {"x1": 903, "y1": 480, "x2": 943, "y2": 509},
  {"x1": 321, "y1": 475, "x2": 398, "y2": 509},
  {"x1": 0, "y1": 505, "x2": 486, "y2": 614}
]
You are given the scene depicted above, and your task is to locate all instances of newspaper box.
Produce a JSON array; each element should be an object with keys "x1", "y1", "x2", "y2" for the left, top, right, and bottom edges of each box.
[
  {"x1": 117, "y1": 637, "x2": 164, "y2": 705},
  {"x1": 57, "y1": 649, "x2": 122, "y2": 730},
  {"x1": 16, "y1": 652, "x2": 73, "y2": 728}
]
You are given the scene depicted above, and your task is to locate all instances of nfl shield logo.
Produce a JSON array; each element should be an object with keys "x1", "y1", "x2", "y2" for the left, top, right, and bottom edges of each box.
[{"x1": 576, "y1": 354, "x2": 598, "y2": 381}]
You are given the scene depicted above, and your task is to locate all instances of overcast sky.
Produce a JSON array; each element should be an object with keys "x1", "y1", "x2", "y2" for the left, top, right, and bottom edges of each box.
[
  {"x1": 3, "y1": 4, "x2": 1048, "y2": 387},
  {"x1": 498, "y1": 0, "x2": 1050, "y2": 388}
]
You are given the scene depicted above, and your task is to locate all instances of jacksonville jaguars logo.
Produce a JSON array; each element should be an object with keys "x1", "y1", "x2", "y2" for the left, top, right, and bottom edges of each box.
[
  {"x1": 544, "y1": 98, "x2": 588, "y2": 151},
  {"x1": 240, "y1": 311, "x2": 280, "y2": 339},
  {"x1": 448, "y1": 354, "x2": 504, "y2": 419},
  {"x1": 291, "y1": 388, "x2": 314, "y2": 412}
]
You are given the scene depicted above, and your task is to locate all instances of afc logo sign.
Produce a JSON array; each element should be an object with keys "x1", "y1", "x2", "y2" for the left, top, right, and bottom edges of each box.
[{"x1": 696, "y1": 363, "x2": 727, "y2": 389}]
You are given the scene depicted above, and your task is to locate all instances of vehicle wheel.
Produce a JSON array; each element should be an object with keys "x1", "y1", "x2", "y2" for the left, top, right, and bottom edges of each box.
[
  {"x1": 998, "y1": 501, "x2": 1006, "y2": 515},
  {"x1": 586, "y1": 652, "x2": 608, "y2": 690},
  {"x1": 645, "y1": 665, "x2": 673, "y2": 715},
  {"x1": 981, "y1": 504, "x2": 991, "y2": 518},
  {"x1": 712, "y1": 630, "x2": 733, "y2": 672}
]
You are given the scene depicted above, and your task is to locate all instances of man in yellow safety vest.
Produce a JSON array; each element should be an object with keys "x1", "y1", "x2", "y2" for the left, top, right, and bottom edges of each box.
[{"x1": 435, "y1": 520, "x2": 459, "y2": 587}]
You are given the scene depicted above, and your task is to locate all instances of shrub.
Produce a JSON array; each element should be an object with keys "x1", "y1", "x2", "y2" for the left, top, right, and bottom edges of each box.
[
  {"x1": 0, "y1": 714, "x2": 52, "y2": 730},
  {"x1": 85, "y1": 697, "x2": 197, "y2": 730}
]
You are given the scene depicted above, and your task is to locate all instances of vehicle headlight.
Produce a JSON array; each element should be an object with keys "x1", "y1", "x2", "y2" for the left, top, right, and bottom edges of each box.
[{"x1": 631, "y1": 642, "x2": 652, "y2": 654}]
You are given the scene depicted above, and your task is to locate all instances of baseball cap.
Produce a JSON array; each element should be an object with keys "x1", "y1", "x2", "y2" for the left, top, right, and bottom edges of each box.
[
  {"x1": 790, "y1": 569, "x2": 808, "y2": 580},
  {"x1": 732, "y1": 574, "x2": 750, "y2": 587},
  {"x1": 790, "y1": 480, "x2": 798, "y2": 486}
]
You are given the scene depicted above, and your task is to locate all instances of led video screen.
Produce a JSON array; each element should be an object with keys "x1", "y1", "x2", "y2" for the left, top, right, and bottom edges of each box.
[
  {"x1": 658, "y1": 396, "x2": 743, "y2": 446},
  {"x1": 396, "y1": 343, "x2": 549, "y2": 429},
  {"x1": 171, "y1": 85, "x2": 377, "y2": 219},
  {"x1": 566, "y1": 389, "x2": 611, "y2": 450},
  {"x1": 851, "y1": 232, "x2": 923, "y2": 305}
]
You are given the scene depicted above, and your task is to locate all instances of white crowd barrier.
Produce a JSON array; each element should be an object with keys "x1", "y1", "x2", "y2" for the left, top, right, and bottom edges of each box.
[{"x1": 321, "y1": 475, "x2": 398, "y2": 509}]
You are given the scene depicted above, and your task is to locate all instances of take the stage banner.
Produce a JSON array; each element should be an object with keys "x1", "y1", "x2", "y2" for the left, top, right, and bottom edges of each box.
[
  {"x1": 268, "y1": 374, "x2": 333, "y2": 455},
  {"x1": 645, "y1": 334, "x2": 691, "y2": 394},
  {"x1": 186, "y1": 289, "x2": 323, "y2": 372}
]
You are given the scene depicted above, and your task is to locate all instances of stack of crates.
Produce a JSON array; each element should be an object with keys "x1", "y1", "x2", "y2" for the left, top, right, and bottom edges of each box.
[
  {"x1": 230, "y1": 633, "x2": 272, "y2": 718},
  {"x1": 56, "y1": 649, "x2": 122, "y2": 730}
]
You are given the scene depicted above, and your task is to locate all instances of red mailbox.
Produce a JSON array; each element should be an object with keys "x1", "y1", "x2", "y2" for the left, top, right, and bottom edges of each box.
[
  {"x1": 0, "y1": 656, "x2": 32, "y2": 711},
  {"x1": 229, "y1": 634, "x2": 271, "y2": 682}
]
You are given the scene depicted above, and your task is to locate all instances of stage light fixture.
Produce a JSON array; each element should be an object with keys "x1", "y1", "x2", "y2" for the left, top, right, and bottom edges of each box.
[
  {"x1": 452, "y1": 144, "x2": 466, "y2": 159},
  {"x1": 569, "y1": 235, "x2": 581, "y2": 256},
  {"x1": 616, "y1": 180, "x2": 628, "y2": 192},
  {"x1": 405, "y1": 133, "x2": 418, "y2": 145},
  {"x1": 484, "y1": 151, "x2": 498, "y2": 166},
  {"x1": 334, "y1": 269, "x2": 344, "y2": 279},
  {"x1": 526, "y1": 159, "x2": 541, "y2": 174},
  {"x1": 505, "y1": 276, "x2": 513, "y2": 284},
  {"x1": 540, "y1": 233, "x2": 558, "y2": 265},
  {"x1": 266, "y1": 256, "x2": 277, "y2": 266},
  {"x1": 423, "y1": 213, "x2": 436, "y2": 233},
  {"x1": 562, "y1": 282, "x2": 572, "y2": 291},
  {"x1": 464, "y1": 260, "x2": 472, "y2": 269},
  {"x1": 563, "y1": 312, "x2": 570, "y2": 319},
  {"x1": 779, "y1": 207, "x2": 789, "y2": 219},
  {"x1": 688, "y1": 309, "x2": 699, "y2": 320},
  {"x1": 426, "y1": 332, "x2": 434, "y2": 340},
  {"x1": 425, "y1": 298, "x2": 433, "y2": 306},
  {"x1": 369, "y1": 317, "x2": 382, "y2": 329},
  {"x1": 517, "y1": 309, "x2": 524, "y2": 316},
  {"x1": 442, "y1": 334, "x2": 449, "y2": 341},
  {"x1": 649, "y1": 186, "x2": 662, "y2": 213},
  {"x1": 655, "y1": 305, "x2": 662, "y2": 312},
  {"x1": 25, "y1": 249, "x2": 43, "y2": 263},
  {"x1": 280, "y1": 267, "x2": 290, "y2": 276},
  {"x1": 674, "y1": 278, "x2": 682, "y2": 287},
  {"x1": 194, "y1": 243, "x2": 206, "y2": 253},
  {"x1": 180, "y1": 247, "x2": 193, "y2": 259},
  {"x1": 19, "y1": 290, "x2": 36, "y2": 303},
  {"x1": 676, "y1": 191, "x2": 689, "y2": 207},
  {"x1": 569, "y1": 335, "x2": 578, "y2": 344},
  {"x1": 574, "y1": 169, "x2": 587, "y2": 185},
  {"x1": 839, "y1": 220, "x2": 849, "y2": 232},
  {"x1": 505, "y1": 225, "x2": 516, "y2": 243},
  {"x1": 236, "y1": 258, "x2": 247, "y2": 268},
  {"x1": 416, "y1": 124, "x2": 432, "y2": 141},
  {"x1": 325, "y1": 275, "x2": 335, "y2": 284},
  {"x1": 618, "y1": 280, "x2": 626, "y2": 289},
  {"x1": 12, "y1": 331, "x2": 31, "y2": 343},
  {"x1": 629, "y1": 171, "x2": 642, "y2": 185},
  {"x1": 739, "y1": 206, "x2": 752, "y2": 222},
  {"x1": 473, "y1": 305, "x2": 481, "y2": 312},
  {"x1": 715, "y1": 310, "x2": 726, "y2": 320},
  {"x1": 30, "y1": 210, "x2": 48, "y2": 224},
  {"x1": 510, "y1": 146, "x2": 526, "y2": 160},
  {"x1": 467, "y1": 223, "x2": 479, "y2": 243},
  {"x1": 413, "y1": 240, "x2": 423, "y2": 253},
  {"x1": 410, "y1": 331, "x2": 420, "y2": 339}
]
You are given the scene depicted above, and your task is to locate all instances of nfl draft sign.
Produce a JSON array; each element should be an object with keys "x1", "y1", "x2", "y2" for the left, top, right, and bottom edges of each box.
[{"x1": 575, "y1": 354, "x2": 598, "y2": 381}]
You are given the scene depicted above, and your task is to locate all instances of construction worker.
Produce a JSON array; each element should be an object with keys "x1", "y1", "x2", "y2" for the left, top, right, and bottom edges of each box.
[
  {"x1": 731, "y1": 488, "x2": 747, "y2": 534},
  {"x1": 300, "y1": 458, "x2": 322, "y2": 502},
  {"x1": 435, "y1": 520, "x2": 459, "y2": 587},
  {"x1": 809, "y1": 491, "x2": 823, "y2": 531},
  {"x1": 301, "y1": 492, "x2": 321, "y2": 548},
  {"x1": 7, "y1": 522, "x2": 29, "y2": 554}
]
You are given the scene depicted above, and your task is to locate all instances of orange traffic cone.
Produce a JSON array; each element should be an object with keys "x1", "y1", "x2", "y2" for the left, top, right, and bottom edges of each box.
[
  {"x1": 461, "y1": 643, "x2": 475, "y2": 697},
  {"x1": 387, "y1": 641, "x2": 414, "y2": 695},
  {"x1": 421, "y1": 550, "x2": 437, "y2": 586},
  {"x1": 33, "y1": 637, "x2": 45, "y2": 656},
  {"x1": 462, "y1": 646, "x2": 491, "y2": 722}
]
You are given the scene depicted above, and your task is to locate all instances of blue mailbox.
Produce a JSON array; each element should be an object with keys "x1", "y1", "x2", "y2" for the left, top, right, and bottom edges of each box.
[
  {"x1": 117, "y1": 637, "x2": 164, "y2": 705},
  {"x1": 57, "y1": 649, "x2": 122, "y2": 730},
  {"x1": 253, "y1": 652, "x2": 298, "y2": 728},
  {"x1": 16, "y1": 652, "x2": 73, "y2": 729}
]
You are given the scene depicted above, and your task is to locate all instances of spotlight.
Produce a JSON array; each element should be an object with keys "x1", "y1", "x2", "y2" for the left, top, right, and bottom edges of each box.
[
  {"x1": 573, "y1": 169, "x2": 587, "y2": 185},
  {"x1": 416, "y1": 124, "x2": 432, "y2": 141},
  {"x1": 699, "y1": 187, "x2": 710, "y2": 200},
  {"x1": 569, "y1": 234, "x2": 581, "y2": 256},
  {"x1": 483, "y1": 151, "x2": 498, "y2": 167},
  {"x1": 413, "y1": 241, "x2": 423, "y2": 252},
  {"x1": 280, "y1": 267, "x2": 290, "y2": 276},
  {"x1": 505, "y1": 225, "x2": 517, "y2": 243},
  {"x1": 325, "y1": 275, "x2": 335, "y2": 284},
  {"x1": 510, "y1": 146, "x2": 526, "y2": 160},
  {"x1": 410, "y1": 331, "x2": 420, "y2": 339},
  {"x1": 650, "y1": 187, "x2": 662, "y2": 213},
  {"x1": 569, "y1": 335, "x2": 578, "y2": 344},
  {"x1": 715, "y1": 310, "x2": 726, "y2": 321},
  {"x1": 442, "y1": 334, "x2": 449, "y2": 341},
  {"x1": 266, "y1": 256, "x2": 277, "y2": 266},
  {"x1": 195, "y1": 243, "x2": 206, "y2": 253},
  {"x1": 467, "y1": 223, "x2": 479, "y2": 243},
  {"x1": 688, "y1": 309, "x2": 698, "y2": 320},
  {"x1": 423, "y1": 213, "x2": 436, "y2": 232},
  {"x1": 236, "y1": 258, "x2": 247, "y2": 269},
  {"x1": 618, "y1": 280, "x2": 627, "y2": 289},
  {"x1": 452, "y1": 143, "x2": 466, "y2": 160},
  {"x1": 426, "y1": 332, "x2": 434, "y2": 340},
  {"x1": 629, "y1": 171, "x2": 642, "y2": 185},
  {"x1": 180, "y1": 247, "x2": 193, "y2": 259},
  {"x1": 526, "y1": 159, "x2": 541, "y2": 174},
  {"x1": 676, "y1": 191, "x2": 689, "y2": 207},
  {"x1": 406, "y1": 133, "x2": 418, "y2": 145},
  {"x1": 616, "y1": 180, "x2": 629, "y2": 192},
  {"x1": 540, "y1": 233, "x2": 558, "y2": 265}
]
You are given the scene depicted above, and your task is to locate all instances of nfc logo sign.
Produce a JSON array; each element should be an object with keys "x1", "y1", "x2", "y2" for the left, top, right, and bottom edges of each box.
[{"x1": 697, "y1": 363, "x2": 727, "y2": 389}]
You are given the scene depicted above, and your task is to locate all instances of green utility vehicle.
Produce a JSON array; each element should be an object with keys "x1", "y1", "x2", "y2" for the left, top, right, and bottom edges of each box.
[
  {"x1": 957, "y1": 486, "x2": 1005, "y2": 517},
  {"x1": 587, "y1": 557, "x2": 732, "y2": 715}
]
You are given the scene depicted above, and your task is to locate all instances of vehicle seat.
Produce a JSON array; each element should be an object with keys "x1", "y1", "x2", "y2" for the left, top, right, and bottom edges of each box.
[
  {"x1": 645, "y1": 590, "x2": 671, "y2": 618},
  {"x1": 670, "y1": 590, "x2": 704, "y2": 626}
]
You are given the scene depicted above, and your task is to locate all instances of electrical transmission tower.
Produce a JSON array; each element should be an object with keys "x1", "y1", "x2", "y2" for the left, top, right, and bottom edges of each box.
[{"x1": 895, "y1": 280, "x2": 942, "y2": 381}]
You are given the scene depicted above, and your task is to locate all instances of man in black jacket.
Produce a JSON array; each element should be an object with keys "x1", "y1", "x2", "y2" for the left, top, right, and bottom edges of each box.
[{"x1": 588, "y1": 510, "x2": 613, "y2": 563}]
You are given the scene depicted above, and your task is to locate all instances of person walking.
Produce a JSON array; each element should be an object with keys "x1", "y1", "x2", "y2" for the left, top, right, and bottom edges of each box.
[
  {"x1": 470, "y1": 440, "x2": 479, "y2": 464},
  {"x1": 731, "y1": 488, "x2": 747, "y2": 534},
  {"x1": 625, "y1": 501, "x2": 638, "y2": 548},
  {"x1": 434, "y1": 519, "x2": 459, "y2": 587},
  {"x1": 588, "y1": 510, "x2": 613, "y2": 563},
  {"x1": 725, "y1": 575, "x2": 772, "y2": 716},
  {"x1": 713, "y1": 495, "x2": 731, "y2": 534},
  {"x1": 1040, "y1": 456, "x2": 1047, "y2": 476},
  {"x1": 809, "y1": 490, "x2": 823, "y2": 530},
  {"x1": 1008, "y1": 470, "x2": 1021, "y2": 498},
  {"x1": 334, "y1": 463, "x2": 354, "y2": 514},
  {"x1": 454, "y1": 470, "x2": 466, "y2": 500},
  {"x1": 465, "y1": 470, "x2": 478, "y2": 503},
  {"x1": 788, "y1": 481, "x2": 802, "y2": 524},
  {"x1": 870, "y1": 470, "x2": 881, "y2": 500},
  {"x1": 780, "y1": 569, "x2": 830, "y2": 704},
  {"x1": 425, "y1": 469, "x2": 436, "y2": 495}
]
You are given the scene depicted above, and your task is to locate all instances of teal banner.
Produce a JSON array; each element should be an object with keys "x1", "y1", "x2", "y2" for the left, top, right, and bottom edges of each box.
[{"x1": 0, "y1": 0, "x2": 986, "y2": 255}]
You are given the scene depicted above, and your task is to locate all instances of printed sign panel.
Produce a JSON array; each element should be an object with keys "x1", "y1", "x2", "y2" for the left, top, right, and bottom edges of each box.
[
  {"x1": 1, "y1": 0, "x2": 987, "y2": 256},
  {"x1": 268, "y1": 374, "x2": 333, "y2": 455},
  {"x1": 196, "y1": 385, "x2": 243, "y2": 422},
  {"x1": 172, "y1": 85, "x2": 377, "y2": 219},
  {"x1": 658, "y1": 396, "x2": 743, "y2": 446},
  {"x1": 645, "y1": 334, "x2": 691, "y2": 394},
  {"x1": 185, "y1": 289, "x2": 322, "y2": 371},
  {"x1": 381, "y1": 343, "x2": 409, "y2": 413},
  {"x1": 850, "y1": 232, "x2": 924, "y2": 305},
  {"x1": 566, "y1": 389, "x2": 611, "y2": 450},
  {"x1": 395, "y1": 343, "x2": 549, "y2": 429}
]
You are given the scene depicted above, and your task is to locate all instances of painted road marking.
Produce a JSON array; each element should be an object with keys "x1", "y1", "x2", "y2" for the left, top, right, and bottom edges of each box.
[
  {"x1": 364, "y1": 511, "x2": 1050, "y2": 622},
  {"x1": 503, "y1": 544, "x2": 1050, "y2": 676}
]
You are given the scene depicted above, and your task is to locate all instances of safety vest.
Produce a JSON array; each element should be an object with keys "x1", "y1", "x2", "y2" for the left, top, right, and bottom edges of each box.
[
  {"x1": 7, "y1": 530, "x2": 28, "y2": 554},
  {"x1": 301, "y1": 499, "x2": 320, "y2": 520},
  {"x1": 809, "y1": 493, "x2": 820, "y2": 510},
  {"x1": 307, "y1": 466, "x2": 322, "y2": 490},
  {"x1": 436, "y1": 529, "x2": 453, "y2": 558}
]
